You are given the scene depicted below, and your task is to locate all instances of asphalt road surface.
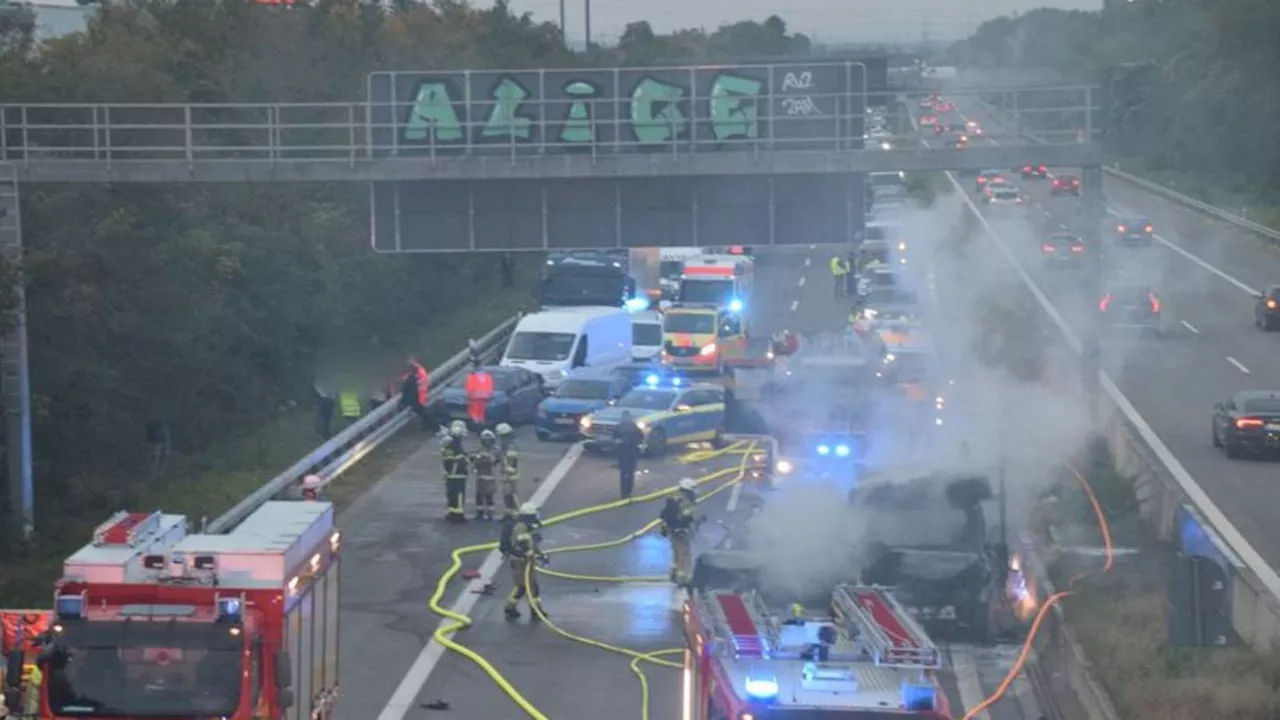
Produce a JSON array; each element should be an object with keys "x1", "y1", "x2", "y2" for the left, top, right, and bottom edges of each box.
[
  {"x1": 931, "y1": 97, "x2": 1280, "y2": 574},
  {"x1": 327, "y1": 239, "x2": 1060, "y2": 720}
]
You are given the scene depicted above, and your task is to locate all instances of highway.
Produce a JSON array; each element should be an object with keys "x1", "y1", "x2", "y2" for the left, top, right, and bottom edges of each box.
[
  {"x1": 933, "y1": 97, "x2": 1280, "y2": 572},
  {"x1": 326, "y1": 236, "x2": 1063, "y2": 719}
]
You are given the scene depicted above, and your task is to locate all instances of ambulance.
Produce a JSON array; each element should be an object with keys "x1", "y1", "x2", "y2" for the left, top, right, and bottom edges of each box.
[
  {"x1": 658, "y1": 247, "x2": 703, "y2": 301},
  {"x1": 677, "y1": 255, "x2": 753, "y2": 324},
  {"x1": 660, "y1": 304, "x2": 746, "y2": 374}
]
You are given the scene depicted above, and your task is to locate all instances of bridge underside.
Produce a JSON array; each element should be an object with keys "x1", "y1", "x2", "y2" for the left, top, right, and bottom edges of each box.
[{"x1": 8, "y1": 144, "x2": 1102, "y2": 183}]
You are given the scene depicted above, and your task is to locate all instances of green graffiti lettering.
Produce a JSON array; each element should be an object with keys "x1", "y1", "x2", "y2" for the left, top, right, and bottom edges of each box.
[
  {"x1": 630, "y1": 78, "x2": 686, "y2": 144},
  {"x1": 710, "y1": 73, "x2": 762, "y2": 140},
  {"x1": 403, "y1": 82, "x2": 463, "y2": 142},
  {"x1": 560, "y1": 81, "x2": 597, "y2": 144},
  {"x1": 481, "y1": 77, "x2": 533, "y2": 140}
]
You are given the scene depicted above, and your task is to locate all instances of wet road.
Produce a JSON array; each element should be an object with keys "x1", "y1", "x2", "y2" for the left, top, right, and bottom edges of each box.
[{"x1": 939, "y1": 97, "x2": 1280, "y2": 572}]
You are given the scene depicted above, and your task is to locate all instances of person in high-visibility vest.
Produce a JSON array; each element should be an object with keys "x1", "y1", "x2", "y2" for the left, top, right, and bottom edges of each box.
[
  {"x1": 440, "y1": 421, "x2": 470, "y2": 522},
  {"x1": 338, "y1": 388, "x2": 362, "y2": 424},
  {"x1": 470, "y1": 430, "x2": 500, "y2": 520},
  {"x1": 22, "y1": 662, "x2": 41, "y2": 717},
  {"x1": 464, "y1": 361, "x2": 494, "y2": 427},
  {"x1": 829, "y1": 255, "x2": 847, "y2": 298},
  {"x1": 400, "y1": 357, "x2": 432, "y2": 429}
]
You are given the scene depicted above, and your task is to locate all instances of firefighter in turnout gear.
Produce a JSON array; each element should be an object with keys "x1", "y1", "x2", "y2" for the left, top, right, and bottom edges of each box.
[
  {"x1": 495, "y1": 422, "x2": 521, "y2": 516},
  {"x1": 440, "y1": 420, "x2": 470, "y2": 522},
  {"x1": 471, "y1": 429, "x2": 500, "y2": 520},
  {"x1": 502, "y1": 502, "x2": 548, "y2": 621},
  {"x1": 660, "y1": 478, "x2": 700, "y2": 585}
]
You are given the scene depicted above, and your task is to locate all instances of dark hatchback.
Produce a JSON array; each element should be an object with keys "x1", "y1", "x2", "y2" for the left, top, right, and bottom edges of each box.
[
  {"x1": 1254, "y1": 285, "x2": 1280, "y2": 331},
  {"x1": 1041, "y1": 233, "x2": 1085, "y2": 267},
  {"x1": 1021, "y1": 163, "x2": 1048, "y2": 179},
  {"x1": 1114, "y1": 216, "x2": 1154, "y2": 246},
  {"x1": 1212, "y1": 392, "x2": 1280, "y2": 458},
  {"x1": 1099, "y1": 284, "x2": 1162, "y2": 334}
]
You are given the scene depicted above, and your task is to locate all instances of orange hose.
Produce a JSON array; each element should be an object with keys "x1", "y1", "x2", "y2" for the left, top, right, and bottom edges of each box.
[{"x1": 959, "y1": 461, "x2": 1114, "y2": 720}]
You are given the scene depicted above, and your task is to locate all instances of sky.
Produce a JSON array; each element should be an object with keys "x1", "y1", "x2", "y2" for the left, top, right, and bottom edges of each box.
[
  {"x1": 25, "y1": 0, "x2": 1105, "y2": 45},
  {"x1": 496, "y1": 0, "x2": 1104, "y2": 46}
]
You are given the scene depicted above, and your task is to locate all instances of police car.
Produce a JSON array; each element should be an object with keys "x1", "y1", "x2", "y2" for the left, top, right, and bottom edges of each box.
[{"x1": 580, "y1": 375, "x2": 727, "y2": 456}]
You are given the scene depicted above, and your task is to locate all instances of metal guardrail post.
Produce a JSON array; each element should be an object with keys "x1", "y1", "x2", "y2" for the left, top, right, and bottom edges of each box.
[
  {"x1": 184, "y1": 105, "x2": 193, "y2": 169},
  {"x1": 205, "y1": 314, "x2": 520, "y2": 534}
]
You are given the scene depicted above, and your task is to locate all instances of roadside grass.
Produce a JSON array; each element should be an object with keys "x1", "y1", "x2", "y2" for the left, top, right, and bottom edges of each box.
[
  {"x1": 0, "y1": 278, "x2": 533, "y2": 606},
  {"x1": 1041, "y1": 442, "x2": 1280, "y2": 720},
  {"x1": 1110, "y1": 157, "x2": 1280, "y2": 232}
]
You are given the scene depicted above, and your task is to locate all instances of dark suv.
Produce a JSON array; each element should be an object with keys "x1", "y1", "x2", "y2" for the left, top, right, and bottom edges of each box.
[
  {"x1": 1256, "y1": 285, "x2": 1280, "y2": 331},
  {"x1": 1099, "y1": 284, "x2": 1162, "y2": 335},
  {"x1": 1114, "y1": 216, "x2": 1154, "y2": 246},
  {"x1": 1051, "y1": 174, "x2": 1081, "y2": 196}
]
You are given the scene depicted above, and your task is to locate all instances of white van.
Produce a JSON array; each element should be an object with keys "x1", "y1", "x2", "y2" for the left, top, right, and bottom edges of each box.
[
  {"x1": 500, "y1": 307, "x2": 633, "y2": 389},
  {"x1": 630, "y1": 310, "x2": 664, "y2": 361}
]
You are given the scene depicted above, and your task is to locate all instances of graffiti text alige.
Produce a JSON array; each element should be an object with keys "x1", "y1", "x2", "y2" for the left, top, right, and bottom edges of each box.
[{"x1": 399, "y1": 71, "x2": 824, "y2": 146}]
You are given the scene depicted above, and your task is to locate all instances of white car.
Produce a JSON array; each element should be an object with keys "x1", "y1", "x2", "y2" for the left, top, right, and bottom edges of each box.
[{"x1": 985, "y1": 187, "x2": 1023, "y2": 206}]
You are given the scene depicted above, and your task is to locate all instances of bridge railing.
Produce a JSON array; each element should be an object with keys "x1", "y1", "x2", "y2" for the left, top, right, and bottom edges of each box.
[
  {"x1": 204, "y1": 314, "x2": 520, "y2": 534},
  {"x1": 0, "y1": 86, "x2": 1096, "y2": 165}
]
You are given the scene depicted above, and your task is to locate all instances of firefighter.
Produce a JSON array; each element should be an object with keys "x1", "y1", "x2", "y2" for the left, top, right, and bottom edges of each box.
[
  {"x1": 495, "y1": 422, "x2": 521, "y2": 516},
  {"x1": 660, "y1": 478, "x2": 699, "y2": 585},
  {"x1": 300, "y1": 474, "x2": 326, "y2": 501},
  {"x1": 21, "y1": 660, "x2": 41, "y2": 717},
  {"x1": 502, "y1": 502, "x2": 548, "y2": 621},
  {"x1": 440, "y1": 420, "x2": 470, "y2": 523},
  {"x1": 471, "y1": 429, "x2": 500, "y2": 520},
  {"x1": 829, "y1": 254, "x2": 847, "y2": 298},
  {"x1": 464, "y1": 361, "x2": 494, "y2": 428}
]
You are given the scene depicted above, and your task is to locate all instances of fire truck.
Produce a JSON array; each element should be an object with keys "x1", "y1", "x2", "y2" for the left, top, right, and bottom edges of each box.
[
  {"x1": 682, "y1": 583, "x2": 951, "y2": 719},
  {"x1": 1, "y1": 501, "x2": 340, "y2": 720}
]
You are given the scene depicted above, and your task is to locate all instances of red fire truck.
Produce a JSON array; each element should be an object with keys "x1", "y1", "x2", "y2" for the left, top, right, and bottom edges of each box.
[
  {"x1": 681, "y1": 584, "x2": 952, "y2": 719},
  {"x1": 2, "y1": 501, "x2": 340, "y2": 720}
]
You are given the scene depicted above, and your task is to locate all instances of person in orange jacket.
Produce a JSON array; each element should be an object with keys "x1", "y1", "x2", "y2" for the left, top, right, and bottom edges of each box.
[
  {"x1": 465, "y1": 360, "x2": 495, "y2": 428},
  {"x1": 401, "y1": 356, "x2": 432, "y2": 429}
]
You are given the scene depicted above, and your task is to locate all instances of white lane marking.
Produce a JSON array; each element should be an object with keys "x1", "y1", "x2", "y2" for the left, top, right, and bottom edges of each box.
[
  {"x1": 797, "y1": 276, "x2": 806, "y2": 287},
  {"x1": 804, "y1": 257, "x2": 811, "y2": 267},
  {"x1": 376, "y1": 443, "x2": 585, "y2": 720},
  {"x1": 1057, "y1": 223, "x2": 1067, "y2": 230},
  {"x1": 1104, "y1": 206, "x2": 1261, "y2": 296},
  {"x1": 790, "y1": 299, "x2": 799, "y2": 312},
  {"x1": 945, "y1": 160, "x2": 1280, "y2": 604},
  {"x1": 1227, "y1": 356, "x2": 1251, "y2": 374},
  {"x1": 1181, "y1": 320, "x2": 1199, "y2": 334},
  {"x1": 726, "y1": 482, "x2": 743, "y2": 513},
  {"x1": 950, "y1": 645, "x2": 991, "y2": 720}
]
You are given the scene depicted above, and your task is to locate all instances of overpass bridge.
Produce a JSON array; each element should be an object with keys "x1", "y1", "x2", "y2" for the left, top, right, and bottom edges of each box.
[{"x1": 0, "y1": 60, "x2": 1102, "y2": 534}]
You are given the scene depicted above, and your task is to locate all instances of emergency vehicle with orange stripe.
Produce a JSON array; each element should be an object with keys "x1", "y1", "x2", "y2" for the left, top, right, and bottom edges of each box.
[
  {"x1": 677, "y1": 255, "x2": 753, "y2": 322},
  {"x1": 872, "y1": 326, "x2": 947, "y2": 428},
  {"x1": 681, "y1": 584, "x2": 951, "y2": 719},
  {"x1": 1, "y1": 502, "x2": 340, "y2": 720}
]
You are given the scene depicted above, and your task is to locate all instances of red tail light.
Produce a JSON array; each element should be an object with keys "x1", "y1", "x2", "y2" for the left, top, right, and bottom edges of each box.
[
  {"x1": 1039, "y1": 165, "x2": 1047, "y2": 172},
  {"x1": 1144, "y1": 224, "x2": 1154, "y2": 233},
  {"x1": 1071, "y1": 245, "x2": 1085, "y2": 253},
  {"x1": 978, "y1": 177, "x2": 987, "y2": 184},
  {"x1": 1099, "y1": 294, "x2": 1112, "y2": 312},
  {"x1": 1052, "y1": 180, "x2": 1061, "y2": 187},
  {"x1": 1072, "y1": 179, "x2": 1080, "y2": 186},
  {"x1": 1267, "y1": 298, "x2": 1278, "y2": 309},
  {"x1": 1149, "y1": 293, "x2": 1161, "y2": 313},
  {"x1": 1041, "y1": 244, "x2": 1055, "y2": 253},
  {"x1": 1117, "y1": 224, "x2": 1126, "y2": 232},
  {"x1": 1023, "y1": 165, "x2": 1031, "y2": 172},
  {"x1": 1237, "y1": 417, "x2": 1265, "y2": 429}
]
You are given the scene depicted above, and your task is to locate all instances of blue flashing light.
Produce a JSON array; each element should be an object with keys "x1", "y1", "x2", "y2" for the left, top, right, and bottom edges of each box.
[
  {"x1": 901, "y1": 682, "x2": 937, "y2": 711},
  {"x1": 835, "y1": 444, "x2": 851, "y2": 457},
  {"x1": 645, "y1": 374, "x2": 660, "y2": 387},
  {"x1": 816, "y1": 444, "x2": 831, "y2": 456},
  {"x1": 744, "y1": 677, "x2": 779, "y2": 700},
  {"x1": 728, "y1": 298, "x2": 744, "y2": 313},
  {"x1": 55, "y1": 595, "x2": 84, "y2": 621},
  {"x1": 218, "y1": 598, "x2": 243, "y2": 622},
  {"x1": 672, "y1": 376, "x2": 683, "y2": 387}
]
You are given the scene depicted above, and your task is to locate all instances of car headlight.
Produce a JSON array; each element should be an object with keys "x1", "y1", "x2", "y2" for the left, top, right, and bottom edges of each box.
[
  {"x1": 579, "y1": 416, "x2": 592, "y2": 429},
  {"x1": 880, "y1": 141, "x2": 892, "y2": 151},
  {"x1": 700, "y1": 343, "x2": 718, "y2": 356},
  {"x1": 898, "y1": 241, "x2": 907, "y2": 251},
  {"x1": 636, "y1": 420, "x2": 648, "y2": 431},
  {"x1": 775, "y1": 459, "x2": 794, "y2": 475}
]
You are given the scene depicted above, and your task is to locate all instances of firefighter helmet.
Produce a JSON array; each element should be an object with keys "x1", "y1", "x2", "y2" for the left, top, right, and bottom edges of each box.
[
  {"x1": 678, "y1": 477, "x2": 697, "y2": 492},
  {"x1": 495, "y1": 422, "x2": 514, "y2": 436},
  {"x1": 449, "y1": 420, "x2": 467, "y2": 436},
  {"x1": 480, "y1": 429, "x2": 496, "y2": 441},
  {"x1": 519, "y1": 502, "x2": 539, "y2": 517}
]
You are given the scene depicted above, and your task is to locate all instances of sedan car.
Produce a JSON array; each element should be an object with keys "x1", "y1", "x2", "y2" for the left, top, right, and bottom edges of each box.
[
  {"x1": 918, "y1": 115, "x2": 938, "y2": 126},
  {"x1": 1050, "y1": 174, "x2": 1081, "y2": 196},
  {"x1": 975, "y1": 169, "x2": 1007, "y2": 192},
  {"x1": 984, "y1": 187, "x2": 1022, "y2": 206},
  {"x1": 1114, "y1": 216, "x2": 1154, "y2": 246},
  {"x1": 580, "y1": 381, "x2": 726, "y2": 455},
  {"x1": 1021, "y1": 164, "x2": 1048, "y2": 179},
  {"x1": 441, "y1": 366, "x2": 546, "y2": 427},
  {"x1": 1041, "y1": 233, "x2": 1086, "y2": 268},
  {"x1": 1098, "y1": 284, "x2": 1162, "y2": 335},
  {"x1": 535, "y1": 369, "x2": 632, "y2": 440},
  {"x1": 1254, "y1": 285, "x2": 1280, "y2": 330},
  {"x1": 1212, "y1": 391, "x2": 1280, "y2": 458}
]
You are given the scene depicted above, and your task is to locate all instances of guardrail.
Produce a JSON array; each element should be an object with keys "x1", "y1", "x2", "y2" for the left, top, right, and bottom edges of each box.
[
  {"x1": 968, "y1": 95, "x2": 1280, "y2": 244},
  {"x1": 205, "y1": 315, "x2": 520, "y2": 534}
]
